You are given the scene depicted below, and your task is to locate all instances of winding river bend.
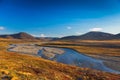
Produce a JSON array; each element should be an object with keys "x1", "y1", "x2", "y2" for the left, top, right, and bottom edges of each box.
[{"x1": 8, "y1": 44, "x2": 120, "y2": 74}]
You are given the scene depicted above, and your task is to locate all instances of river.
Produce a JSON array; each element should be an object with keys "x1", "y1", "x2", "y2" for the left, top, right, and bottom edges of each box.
[{"x1": 9, "y1": 44, "x2": 120, "y2": 74}]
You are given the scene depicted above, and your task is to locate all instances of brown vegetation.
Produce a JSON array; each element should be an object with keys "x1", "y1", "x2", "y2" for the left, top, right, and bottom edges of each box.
[
  {"x1": 0, "y1": 39, "x2": 120, "y2": 80},
  {"x1": 41, "y1": 40, "x2": 120, "y2": 56}
]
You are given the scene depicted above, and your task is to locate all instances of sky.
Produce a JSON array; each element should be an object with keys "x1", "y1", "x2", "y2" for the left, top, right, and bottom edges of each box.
[{"x1": 0, "y1": 0, "x2": 120, "y2": 37}]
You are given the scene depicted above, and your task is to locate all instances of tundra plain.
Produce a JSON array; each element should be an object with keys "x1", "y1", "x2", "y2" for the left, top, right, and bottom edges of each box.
[{"x1": 0, "y1": 39, "x2": 120, "y2": 80}]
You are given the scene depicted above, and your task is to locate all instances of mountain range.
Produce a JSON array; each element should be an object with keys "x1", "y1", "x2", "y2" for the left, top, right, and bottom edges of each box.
[
  {"x1": 0, "y1": 32, "x2": 35, "y2": 39},
  {"x1": 0, "y1": 32, "x2": 58, "y2": 40},
  {"x1": 60, "y1": 31, "x2": 120, "y2": 40},
  {"x1": 0, "y1": 31, "x2": 120, "y2": 40}
]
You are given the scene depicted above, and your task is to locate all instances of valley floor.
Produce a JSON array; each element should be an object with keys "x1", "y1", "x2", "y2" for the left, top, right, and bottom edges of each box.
[
  {"x1": 0, "y1": 39, "x2": 120, "y2": 80},
  {"x1": 39, "y1": 40, "x2": 120, "y2": 72}
]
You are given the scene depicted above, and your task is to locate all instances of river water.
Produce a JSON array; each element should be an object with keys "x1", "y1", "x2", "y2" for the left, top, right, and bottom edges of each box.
[
  {"x1": 38, "y1": 47, "x2": 120, "y2": 74},
  {"x1": 8, "y1": 44, "x2": 120, "y2": 74}
]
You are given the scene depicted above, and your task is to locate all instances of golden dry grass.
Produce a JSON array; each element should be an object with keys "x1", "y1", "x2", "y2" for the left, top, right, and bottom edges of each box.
[
  {"x1": 42, "y1": 40, "x2": 120, "y2": 56},
  {"x1": 0, "y1": 39, "x2": 120, "y2": 80}
]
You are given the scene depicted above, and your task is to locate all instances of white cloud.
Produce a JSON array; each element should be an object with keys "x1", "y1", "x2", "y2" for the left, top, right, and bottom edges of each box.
[
  {"x1": 40, "y1": 34, "x2": 46, "y2": 37},
  {"x1": 58, "y1": 35, "x2": 64, "y2": 38},
  {"x1": 89, "y1": 28, "x2": 103, "y2": 31},
  {"x1": 76, "y1": 32, "x2": 82, "y2": 35},
  {"x1": 67, "y1": 26, "x2": 72, "y2": 30},
  {"x1": 31, "y1": 34, "x2": 39, "y2": 37},
  {"x1": 0, "y1": 26, "x2": 5, "y2": 30}
]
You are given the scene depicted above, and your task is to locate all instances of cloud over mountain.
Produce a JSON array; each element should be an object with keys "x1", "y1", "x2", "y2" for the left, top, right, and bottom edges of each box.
[{"x1": 89, "y1": 28, "x2": 103, "y2": 32}]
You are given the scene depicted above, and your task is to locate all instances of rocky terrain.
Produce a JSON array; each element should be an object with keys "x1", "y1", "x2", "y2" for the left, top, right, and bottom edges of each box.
[{"x1": 8, "y1": 44, "x2": 64, "y2": 59}]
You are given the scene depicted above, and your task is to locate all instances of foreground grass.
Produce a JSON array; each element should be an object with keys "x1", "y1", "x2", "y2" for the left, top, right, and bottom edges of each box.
[{"x1": 0, "y1": 39, "x2": 120, "y2": 80}]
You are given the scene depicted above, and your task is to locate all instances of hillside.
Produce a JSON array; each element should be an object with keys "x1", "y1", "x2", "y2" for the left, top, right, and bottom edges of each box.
[
  {"x1": 60, "y1": 32, "x2": 120, "y2": 40},
  {"x1": 114, "y1": 33, "x2": 120, "y2": 39},
  {"x1": 0, "y1": 32, "x2": 120, "y2": 41},
  {"x1": 0, "y1": 32, "x2": 58, "y2": 41},
  {"x1": 0, "y1": 32, "x2": 35, "y2": 39},
  {"x1": 0, "y1": 40, "x2": 120, "y2": 80}
]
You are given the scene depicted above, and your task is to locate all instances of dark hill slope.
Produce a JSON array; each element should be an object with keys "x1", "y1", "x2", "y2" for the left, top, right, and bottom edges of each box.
[
  {"x1": 61, "y1": 32, "x2": 115, "y2": 40},
  {"x1": 0, "y1": 32, "x2": 35, "y2": 39}
]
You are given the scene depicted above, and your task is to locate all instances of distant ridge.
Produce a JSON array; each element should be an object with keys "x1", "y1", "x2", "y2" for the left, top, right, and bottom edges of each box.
[
  {"x1": 0, "y1": 31, "x2": 120, "y2": 40},
  {"x1": 36, "y1": 37, "x2": 59, "y2": 41},
  {"x1": 113, "y1": 33, "x2": 120, "y2": 39},
  {"x1": 0, "y1": 32, "x2": 35, "y2": 39},
  {"x1": 0, "y1": 32, "x2": 58, "y2": 41},
  {"x1": 60, "y1": 31, "x2": 120, "y2": 40}
]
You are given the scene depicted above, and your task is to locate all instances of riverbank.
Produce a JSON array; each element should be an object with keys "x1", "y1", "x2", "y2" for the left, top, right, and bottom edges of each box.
[
  {"x1": 39, "y1": 41, "x2": 120, "y2": 73},
  {"x1": 8, "y1": 44, "x2": 120, "y2": 74},
  {"x1": 8, "y1": 44, "x2": 65, "y2": 59},
  {"x1": 87, "y1": 54, "x2": 120, "y2": 72},
  {"x1": 1, "y1": 40, "x2": 120, "y2": 80}
]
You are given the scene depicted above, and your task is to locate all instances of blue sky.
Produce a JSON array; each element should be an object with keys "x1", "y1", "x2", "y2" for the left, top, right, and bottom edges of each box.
[{"x1": 0, "y1": 0, "x2": 120, "y2": 37}]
